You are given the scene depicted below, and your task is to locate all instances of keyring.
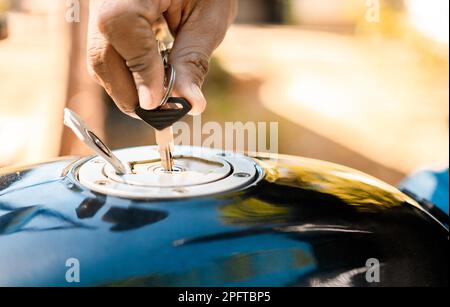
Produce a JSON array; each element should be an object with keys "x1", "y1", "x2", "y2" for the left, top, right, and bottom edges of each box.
[
  {"x1": 159, "y1": 63, "x2": 176, "y2": 107},
  {"x1": 158, "y1": 41, "x2": 176, "y2": 107}
]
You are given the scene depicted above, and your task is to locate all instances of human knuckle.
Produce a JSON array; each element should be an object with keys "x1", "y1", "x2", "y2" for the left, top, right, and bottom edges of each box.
[
  {"x1": 97, "y1": 2, "x2": 158, "y2": 35},
  {"x1": 176, "y1": 51, "x2": 210, "y2": 84},
  {"x1": 96, "y1": 10, "x2": 115, "y2": 34},
  {"x1": 97, "y1": 5, "x2": 138, "y2": 34},
  {"x1": 186, "y1": 52, "x2": 210, "y2": 74},
  {"x1": 86, "y1": 46, "x2": 107, "y2": 77},
  {"x1": 125, "y1": 53, "x2": 153, "y2": 73}
]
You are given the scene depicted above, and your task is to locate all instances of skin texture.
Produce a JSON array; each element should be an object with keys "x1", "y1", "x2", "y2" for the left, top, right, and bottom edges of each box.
[{"x1": 87, "y1": 0, "x2": 237, "y2": 117}]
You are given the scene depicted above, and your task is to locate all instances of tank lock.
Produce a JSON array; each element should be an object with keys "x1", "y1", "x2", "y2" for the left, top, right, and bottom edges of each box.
[{"x1": 70, "y1": 146, "x2": 260, "y2": 199}]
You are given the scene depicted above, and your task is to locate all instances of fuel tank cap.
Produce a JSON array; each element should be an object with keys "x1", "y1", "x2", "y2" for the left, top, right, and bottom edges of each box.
[{"x1": 71, "y1": 146, "x2": 260, "y2": 199}]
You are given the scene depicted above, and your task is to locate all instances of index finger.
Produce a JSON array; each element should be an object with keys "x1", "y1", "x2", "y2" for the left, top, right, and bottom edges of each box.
[{"x1": 96, "y1": 0, "x2": 169, "y2": 110}]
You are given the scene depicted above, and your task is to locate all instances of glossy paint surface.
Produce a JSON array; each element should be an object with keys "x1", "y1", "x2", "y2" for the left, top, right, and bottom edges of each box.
[{"x1": 0, "y1": 153, "x2": 447, "y2": 286}]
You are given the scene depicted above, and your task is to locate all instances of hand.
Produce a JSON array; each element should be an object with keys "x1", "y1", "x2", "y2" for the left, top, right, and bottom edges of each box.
[{"x1": 87, "y1": 0, "x2": 236, "y2": 117}]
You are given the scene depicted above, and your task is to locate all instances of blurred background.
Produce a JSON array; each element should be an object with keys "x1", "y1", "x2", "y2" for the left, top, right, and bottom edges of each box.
[{"x1": 0, "y1": 0, "x2": 448, "y2": 185}]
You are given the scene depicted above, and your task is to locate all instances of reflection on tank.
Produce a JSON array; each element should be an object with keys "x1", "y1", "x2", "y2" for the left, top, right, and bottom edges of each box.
[
  {"x1": 102, "y1": 207, "x2": 168, "y2": 232},
  {"x1": 102, "y1": 247, "x2": 316, "y2": 286},
  {"x1": 74, "y1": 195, "x2": 169, "y2": 231},
  {"x1": 213, "y1": 157, "x2": 447, "y2": 286},
  {"x1": 0, "y1": 204, "x2": 91, "y2": 235},
  {"x1": 256, "y1": 156, "x2": 415, "y2": 210},
  {"x1": 0, "y1": 193, "x2": 168, "y2": 235},
  {"x1": 75, "y1": 195, "x2": 106, "y2": 219}
]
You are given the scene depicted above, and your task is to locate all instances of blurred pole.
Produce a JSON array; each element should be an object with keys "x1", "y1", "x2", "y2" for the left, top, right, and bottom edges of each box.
[
  {"x1": 0, "y1": 0, "x2": 73, "y2": 166},
  {"x1": 60, "y1": 0, "x2": 105, "y2": 156},
  {"x1": 0, "y1": 0, "x2": 9, "y2": 40},
  {"x1": 235, "y1": 0, "x2": 286, "y2": 24}
]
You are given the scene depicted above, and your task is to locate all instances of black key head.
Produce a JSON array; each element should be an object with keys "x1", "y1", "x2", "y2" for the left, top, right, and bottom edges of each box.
[{"x1": 135, "y1": 97, "x2": 192, "y2": 130}]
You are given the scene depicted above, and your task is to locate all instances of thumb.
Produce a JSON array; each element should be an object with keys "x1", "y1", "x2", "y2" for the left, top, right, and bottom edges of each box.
[
  {"x1": 170, "y1": 51, "x2": 209, "y2": 115},
  {"x1": 167, "y1": 0, "x2": 236, "y2": 115}
]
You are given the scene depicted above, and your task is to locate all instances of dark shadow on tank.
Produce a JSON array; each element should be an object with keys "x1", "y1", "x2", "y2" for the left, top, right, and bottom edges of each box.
[
  {"x1": 0, "y1": 171, "x2": 28, "y2": 193},
  {"x1": 102, "y1": 206, "x2": 168, "y2": 232},
  {"x1": 74, "y1": 195, "x2": 169, "y2": 232},
  {"x1": 75, "y1": 194, "x2": 106, "y2": 219}
]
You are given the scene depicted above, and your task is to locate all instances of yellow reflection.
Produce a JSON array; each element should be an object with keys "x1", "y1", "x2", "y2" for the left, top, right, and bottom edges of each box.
[
  {"x1": 219, "y1": 155, "x2": 417, "y2": 227},
  {"x1": 260, "y1": 156, "x2": 408, "y2": 210},
  {"x1": 221, "y1": 198, "x2": 291, "y2": 225}
]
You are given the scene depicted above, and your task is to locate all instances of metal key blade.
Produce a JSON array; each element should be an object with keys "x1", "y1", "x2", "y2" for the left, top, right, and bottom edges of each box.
[
  {"x1": 155, "y1": 126, "x2": 174, "y2": 172},
  {"x1": 63, "y1": 108, "x2": 127, "y2": 175}
]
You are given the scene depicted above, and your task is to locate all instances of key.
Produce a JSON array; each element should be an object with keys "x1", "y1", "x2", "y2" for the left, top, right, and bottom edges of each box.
[
  {"x1": 63, "y1": 108, "x2": 127, "y2": 175},
  {"x1": 155, "y1": 126, "x2": 174, "y2": 171},
  {"x1": 135, "y1": 97, "x2": 192, "y2": 172},
  {"x1": 135, "y1": 36, "x2": 191, "y2": 172}
]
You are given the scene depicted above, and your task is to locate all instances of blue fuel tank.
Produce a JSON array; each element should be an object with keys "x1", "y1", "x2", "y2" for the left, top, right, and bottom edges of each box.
[{"x1": 0, "y1": 146, "x2": 447, "y2": 286}]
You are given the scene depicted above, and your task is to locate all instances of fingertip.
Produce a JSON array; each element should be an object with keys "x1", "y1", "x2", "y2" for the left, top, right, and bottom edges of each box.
[
  {"x1": 138, "y1": 85, "x2": 160, "y2": 110},
  {"x1": 187, "y1": 84, "x2": 207, "y2": 115},
  {"x1": 189, "y1": 102, "x2": 206, "y2": 116}
]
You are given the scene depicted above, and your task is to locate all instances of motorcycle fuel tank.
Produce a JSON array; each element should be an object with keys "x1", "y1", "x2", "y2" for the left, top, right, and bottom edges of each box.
[{"x1": 0, "y1": 146, "x2": 447, "y2": 286}]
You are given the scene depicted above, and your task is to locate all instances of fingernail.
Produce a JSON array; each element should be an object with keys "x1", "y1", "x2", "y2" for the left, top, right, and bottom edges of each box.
[{"x1": 138, "y1": 85, "x2": 154, "y2": 110}]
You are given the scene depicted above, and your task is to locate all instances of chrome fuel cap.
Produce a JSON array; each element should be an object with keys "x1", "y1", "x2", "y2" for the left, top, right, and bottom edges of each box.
[{"x1": 70, "y1": 146, "x2": 261, "y2": 199}]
